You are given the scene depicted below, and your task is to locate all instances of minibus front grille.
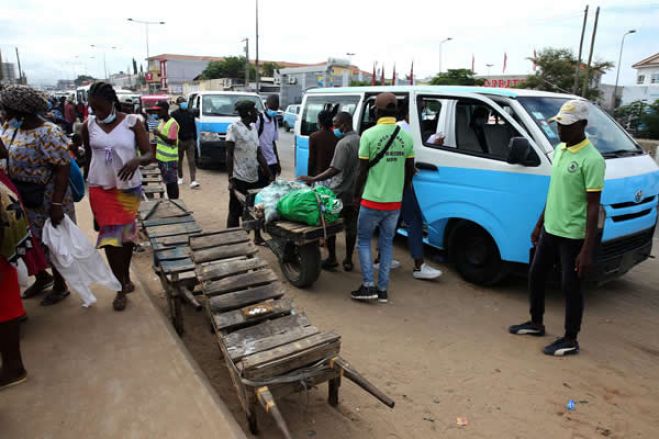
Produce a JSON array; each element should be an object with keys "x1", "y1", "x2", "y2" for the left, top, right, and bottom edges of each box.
[
  {"x1": 611, "y1": 210, "x2": 653, "y2": 223},
  {"x1": 599, "y1": 229, "x2": 654, "y2": 260},
  {"x1": 611, "y1": 196, "x2": 656, "y2": 209}
]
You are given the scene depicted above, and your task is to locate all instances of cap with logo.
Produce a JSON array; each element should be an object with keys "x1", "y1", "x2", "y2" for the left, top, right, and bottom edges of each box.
[
  {"x1": 549, "y1": 99, "x2": 589, "y2": 125},
  {"x1": 374, "y1": 92, "x2": 398, "y2": 111}
]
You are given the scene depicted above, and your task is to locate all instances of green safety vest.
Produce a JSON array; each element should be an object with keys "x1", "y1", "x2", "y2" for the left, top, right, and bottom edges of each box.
[{"x1": 155, "y1": 118, "x2": 179, "y2": 162}]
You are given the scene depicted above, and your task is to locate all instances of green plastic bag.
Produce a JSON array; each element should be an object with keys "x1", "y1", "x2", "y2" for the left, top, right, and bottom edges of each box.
[{"x1": 276, "y1": 186, "x2": 342, "y2": 226}]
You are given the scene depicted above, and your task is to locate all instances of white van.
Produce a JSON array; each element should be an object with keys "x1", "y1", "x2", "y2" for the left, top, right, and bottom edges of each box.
[
  {"x1": 294, "y1": 86, "x2": 659, "y2": 285},
  {"x1": 187, "y1": 91, "x2": 265, "y2": 168}
]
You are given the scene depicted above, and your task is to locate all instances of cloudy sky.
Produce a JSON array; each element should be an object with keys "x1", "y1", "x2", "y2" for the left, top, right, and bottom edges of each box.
[{"x1": 1, "y1": 0, "x2": 657, "y2": 86}]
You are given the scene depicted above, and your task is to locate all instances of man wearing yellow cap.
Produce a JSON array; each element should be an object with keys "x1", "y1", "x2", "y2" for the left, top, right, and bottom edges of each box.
[{"x1": 509, "y1": 99, "x2": 605, "y2": 356}]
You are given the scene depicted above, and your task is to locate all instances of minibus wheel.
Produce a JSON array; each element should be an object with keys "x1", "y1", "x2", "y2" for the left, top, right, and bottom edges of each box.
[{"x1": 449, "y1": 221, "x2": 509, "y2": 286}]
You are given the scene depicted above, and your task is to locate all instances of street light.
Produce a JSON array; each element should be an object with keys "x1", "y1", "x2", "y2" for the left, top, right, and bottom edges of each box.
[
  {"x1": 90, "y1": 45, "x2": 117, "y2": 80},
  {"x1": 613, "y1": 29, "x2": 636, "y2": 108},
  {"x1": 439, "y1": 37, "x2": 453, "y2": 73},
  {"x1": 127, "y1": 18, "x2": 165, "y2": 60}
]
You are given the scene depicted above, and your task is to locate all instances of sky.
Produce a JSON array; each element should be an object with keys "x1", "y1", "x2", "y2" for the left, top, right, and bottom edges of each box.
[{"x1": 1, "y1": 0, "x2": 658, "y2": 87}]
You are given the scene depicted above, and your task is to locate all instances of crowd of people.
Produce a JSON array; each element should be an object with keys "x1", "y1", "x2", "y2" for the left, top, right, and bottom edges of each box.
[{"x1": 0, "y1": 80, "x2": 605, "y2": 391}]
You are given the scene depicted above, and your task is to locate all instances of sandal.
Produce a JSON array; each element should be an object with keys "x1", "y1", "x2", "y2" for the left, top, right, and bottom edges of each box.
[
  {"x1": 40, "y1": 289, "x2": 70, "y2": 306},
  {"x1": 22, "y1": 277, "x2": 54, "y2": 299},
  {"x1": 0, "y1": 370, "x2": 28, "y2": 392},
  {"x1": 321, "y1": 258, "x2": 339, "y2": 271},
  {"x1": 113, "y1": 292, "x2": 127, "y2": 311},
  {"x1": 124, "y1": 281, "x2": 135, "y2": 294},
  {"x1": 343, "y1": 260, "x2": 354, "y2": 272}
]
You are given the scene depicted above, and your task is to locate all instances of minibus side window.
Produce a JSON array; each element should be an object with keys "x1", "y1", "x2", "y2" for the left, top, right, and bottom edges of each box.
[
  {"x1": 417, "y1": 98, "x2": 443, "y2": 144},
  {"x1": 300, "y1": 96, "x2": 360, "y2": 136}
]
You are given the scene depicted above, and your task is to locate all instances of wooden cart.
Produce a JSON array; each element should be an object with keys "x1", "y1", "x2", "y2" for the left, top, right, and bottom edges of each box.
[
  {"x1": 190, "y1": 230, "x2": 395, "y2": 438},
  {"x1": 140, "y1": 163, "x2": 166, "y2": 200},
  {"x1": 235, "y1": 189, "x2": 344, "y2": 288},
  {"x1": 139, "y1": 199, "x2": 203, "y2": 334}
]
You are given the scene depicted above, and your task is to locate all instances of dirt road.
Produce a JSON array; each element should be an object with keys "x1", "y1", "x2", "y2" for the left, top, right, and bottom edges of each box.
[{"x1": 135, "y1": 132, "x2": 659, "y2": 438}]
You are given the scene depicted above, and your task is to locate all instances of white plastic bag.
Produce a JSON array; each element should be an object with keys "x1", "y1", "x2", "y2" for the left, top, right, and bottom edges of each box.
[
  {"x1": 42, "y1": 215, "x2": 122, "y2": 307},
  {"x1": 14, "y1": 259, "x2": 29, "y2": 288}
]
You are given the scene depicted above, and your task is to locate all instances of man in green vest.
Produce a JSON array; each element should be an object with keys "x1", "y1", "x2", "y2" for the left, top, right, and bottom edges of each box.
[{"x1": 153, "y1": 100, "x2": 180, "y2": 199}]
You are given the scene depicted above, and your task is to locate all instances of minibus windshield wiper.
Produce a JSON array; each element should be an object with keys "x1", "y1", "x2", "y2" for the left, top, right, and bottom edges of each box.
[{"x1": 601, "y1": 149, "x2": 643, "y2": 158}]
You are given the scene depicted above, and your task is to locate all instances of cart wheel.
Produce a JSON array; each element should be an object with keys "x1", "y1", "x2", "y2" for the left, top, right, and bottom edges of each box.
[{"x1": 280, "y1": 242, "x2": 321, "y2": 288}]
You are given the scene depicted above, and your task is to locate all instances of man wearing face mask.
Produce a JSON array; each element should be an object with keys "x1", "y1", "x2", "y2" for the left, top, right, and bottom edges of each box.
[
  {"x1": 256, "y1": 94, "x2": 281, "y2": 186},
  {"x1": 171, "y1": 97, "x2": 199, "y2": 189},
  {"x1": 152, "y1": 101, "x2": 180, "y2": 199}
]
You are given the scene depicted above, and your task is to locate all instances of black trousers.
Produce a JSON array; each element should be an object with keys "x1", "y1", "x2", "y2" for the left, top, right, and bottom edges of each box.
[
  {"x1": 227, "y1": 179, "x2": 260, "y2": 228},
  {"x1": 326, "y1": 204, "x2": 358, "y2": 262},
  {"x1": 529, "y1": 229, "x2": 584, "y2": 339}
]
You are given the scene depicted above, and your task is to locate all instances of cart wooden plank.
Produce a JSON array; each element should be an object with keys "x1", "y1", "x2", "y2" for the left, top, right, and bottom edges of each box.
[
  {"x1": 228, "y1": 325, "x2": 320, "y2": 362},
  {"x1": 143, "y1": 185, "x2": 165, "y2": 193},
  {"x1": 189, "y1": 230, "x2": 250, "y2": 250},
  {"x1": 192, "y1": 227, "x2": 245, "y2": 238},
  {"x1": 222, "y1": 313, "x2": 312, "y2": 349},
  {"x1": 160, "y1": 258, "x2": 195, "y2": 274},
  {"x1": 203, "y1": 269, "x2": 278, "y2": 296},
  {"x1": 208, "y1": 282, "x2": 285, "y2": 313},
  {"x1": 142, "y1": 176, "x2": 162, "y2": 183},
  {"x1": 143, "y1": 215, "x2": 196, "y2": 227},
  {"x1": 213, "y1": 298, "x2": 294, "y2": 331},
  {"x1": 196, "y1": 257, "x2": 268, "y2": 283},
  {"x1": 265, "y1": 220, "x2": 343, "y2": 241},
  {"x1": 155, "y1": 246, "x2": 190, "y2": 261},
  {"x1": 192, "y1": 242, "x2": 258, "y2": 264},
  {"x1": 239, "y1": 331, "x2": 341, "y2": 380},
  {"x1": 146, "y1": 222, "x2": 202, "y2": 238},
  {"x1": 151, "y1": 235, "x2": 192, "y2": 250}
]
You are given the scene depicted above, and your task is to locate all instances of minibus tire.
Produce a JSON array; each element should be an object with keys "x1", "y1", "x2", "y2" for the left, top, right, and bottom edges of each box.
[
  {"x1": 449, "y1": 222, "x2": 508, "y2": 286},
  {"x1": 283, "y1": 122, "x2": 291, "y2": 132},
  {"x1": 279, "y1": 242, "x2": 321, "y2": 288}
]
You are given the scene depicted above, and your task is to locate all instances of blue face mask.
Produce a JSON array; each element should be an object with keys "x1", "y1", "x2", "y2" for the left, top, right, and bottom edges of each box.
[
  {"x1": 99, "y1": 108, "x2": 117, "y2": 125},
  {"x1": 179, "y1": 102, "x2": 188, "y2": 110},
  {"x1": 266, "y1": 109, "x2": 278, "y2": 118},
  {"x1": 333, "y1": 128, "x2": 344, "y2": 138}
]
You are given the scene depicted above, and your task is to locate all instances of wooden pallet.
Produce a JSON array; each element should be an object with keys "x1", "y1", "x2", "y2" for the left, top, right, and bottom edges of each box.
[{"x1": 190, "y1": 230, "x2": 394, "y2": 438}]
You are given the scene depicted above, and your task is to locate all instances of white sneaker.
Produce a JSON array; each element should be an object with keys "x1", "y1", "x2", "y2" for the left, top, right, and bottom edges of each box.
[
  {"x1": 373, "y1": 259, "x2": 401, "y2": 270},
  {"x1": 177, "y1": 178, "x2": 184, "y2": 185},
  {"x1": 413, "y1": 263, "x2": 442, "y2": 280},
  {"x1": 190, "y1": 181, "x2": 200, "y2": 189}
]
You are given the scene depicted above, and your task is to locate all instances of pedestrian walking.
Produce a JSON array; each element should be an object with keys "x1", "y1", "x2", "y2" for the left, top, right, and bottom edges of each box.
[
  {"x1": 352, "y1": 93, "x2": 415, "y2": 303},
  {"x1": 0, "y1": 85, "x2": 75, "y2": 306},
  {"x1": 171, "y1": 97, "x2": 199, "y2": 189},
  {"x1": 299, "y1": 111, "x2": 359, "y2": 272},
  {"x1": 83, "y1": 82, "x2": 153, "y2": 311},
  {"x1": 307, "y1": 110, "x2": 338, "y2": 176},
  {"x1": 152, "y1": 100, "x2": 180, "y2": 200},
  {"x1": 257, "y1": 94, "x2": 281, "y2": 185},
  {"x1": 509, "y1": 100, "x2": 605, "y2": 356},
  {"x1": 226, "y1": 100, "x2": 272, "y2": 228}
]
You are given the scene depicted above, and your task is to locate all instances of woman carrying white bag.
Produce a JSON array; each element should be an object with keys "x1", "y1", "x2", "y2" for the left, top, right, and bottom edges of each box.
[{"x1": 42, "y1": 215, "x2": 121, "y2": 308}]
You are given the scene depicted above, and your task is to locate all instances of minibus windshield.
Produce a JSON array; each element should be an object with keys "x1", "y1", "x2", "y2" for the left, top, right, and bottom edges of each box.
[
  {"x1": 202, "y1": 95, "x2": 263, "y2": 116},
  {"x1": 518, "y1": 97, "x2": 642, "y2": 158}
]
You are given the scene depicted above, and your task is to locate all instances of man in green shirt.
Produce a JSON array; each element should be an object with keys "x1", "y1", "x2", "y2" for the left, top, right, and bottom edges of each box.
[
  {"x1": 509, "y1": 99, "x2": 605, "y2": 356},
  {"x1": 352, "y1": 93, "x2": 415, "y2": 303}
]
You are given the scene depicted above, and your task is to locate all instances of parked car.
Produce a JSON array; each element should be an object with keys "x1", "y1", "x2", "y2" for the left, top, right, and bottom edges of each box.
[{"x1": 282, "y1": 104, "x2": 301, "y2": 132}]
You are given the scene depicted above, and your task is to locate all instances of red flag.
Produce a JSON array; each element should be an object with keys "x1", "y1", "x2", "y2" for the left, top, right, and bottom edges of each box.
[
  {"x1": 371, "y1": 63, "x2": 376, "y2": 85},
  {"x1": 471, "y1": 54, "x2": 475, "y2": 73},
  {"x1": 391, "y1": 64, "x2": 396, "y2": 86},
  {"x1": 503, "y1": 52, "x2": 508, "y2": 73},
  {"x1": 532, "y1": 49, "x2": 537, "y2": 71},
  {"x1": 380, "y1": 64, "x2": 385, "y2": 85},
  {"x1": 409, "y1": 61, "x2": 414, "y2": 85}
]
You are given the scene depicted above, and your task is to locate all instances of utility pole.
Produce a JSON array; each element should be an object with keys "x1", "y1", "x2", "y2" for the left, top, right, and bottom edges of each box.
[
  {"x1": 614, "y1": 30, "x2": 636, "y2": 108},
  {"x1": 0, "y1": 49, "x2": 4, "y2": 83},
  {"x1": 243, "y1": 38, "x2": 250, "y2": 90},
  {"x1": 573, "y1": 5, "x2": 589, "y2": 94},
  {"x1": 255, "y1": 0, "x2": 260, "y2": 93},
  {"x1": 15, "y1": 47, "x2": 24, "y2": 84},
  {"x1": 581, "y1": 6, "x2": 600, "y2": 97}
]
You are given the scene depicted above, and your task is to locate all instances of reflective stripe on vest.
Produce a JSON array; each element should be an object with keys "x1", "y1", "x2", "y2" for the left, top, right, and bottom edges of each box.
[{"x1": 156, "y1": 118, "x2": 179, "y2": 162}]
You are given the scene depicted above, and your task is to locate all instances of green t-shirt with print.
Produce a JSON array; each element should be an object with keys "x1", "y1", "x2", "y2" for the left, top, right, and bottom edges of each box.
[
  {"x1": 544, "y1": 138, "x2": 605, "y2": 239},
  {"x1": 358, "y1": 117, "x2": 415, "y2": 204}
]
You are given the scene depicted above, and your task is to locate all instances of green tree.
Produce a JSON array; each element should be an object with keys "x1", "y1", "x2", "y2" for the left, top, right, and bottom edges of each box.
[
  {"x1": 201, "y1": 56, "x2": 256, "y2": 80},
  {"x1": 517, "y1": 48, "x2": 613, "y2": 100},
  {"x1": 261, "y1": 62, "x2": 281, "y2": 77},
  {"x1": 74, "y1": 75, "x2": 96, "y2": 86},
  {"x1": 430, "y1": 69, "x2": 485, "y2": 86},
  {"x1": 641, "y1": 100, "x2": 659, "y2": 139}
]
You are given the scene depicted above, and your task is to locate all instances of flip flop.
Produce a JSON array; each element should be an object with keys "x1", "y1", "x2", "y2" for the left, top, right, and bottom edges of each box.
[
  {"x1": 343, "y1": 260, "x2": 354, "y2": 272},
  {"x1": 0, "y1": 371, "x2": 28, "y2": 392},
  {"x1": 40, "y1": 290, "x2": 70, "y2": 306},
  {"x1": 21, "y1": 278, "x2": 54, "y2": 299},
  {"x1": 125, "y1": 281, "x2": 135, "y2": 294},
  {"x1": 321, "y1": 259, "x2": 339, "y2": 271}
]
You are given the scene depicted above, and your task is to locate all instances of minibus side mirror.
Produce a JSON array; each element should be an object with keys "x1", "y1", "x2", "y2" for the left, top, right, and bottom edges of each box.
[{"x1": 507, "y1": 137, "x2": 540, "y2": 167}]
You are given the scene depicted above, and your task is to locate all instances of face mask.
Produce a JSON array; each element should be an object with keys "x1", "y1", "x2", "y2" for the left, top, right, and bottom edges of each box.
[
  {"x1": 99, "y1": 108, "x2": 117, "y2": 125},
  {"x1": 333, "y1": 128, "x2": 344, "y2": 138},
  {"x1": 179, "y1": 102, "x2": 188, "y2": 110},
  {"x1": 149, "y1": 113, "x2": 158, "y2": 121},
  {"x1": 265, "y1": 109, "x2": 278, "y2": 118},
  {"x1": 8, "y1": 118, "x2": 23, "y2": 130}
]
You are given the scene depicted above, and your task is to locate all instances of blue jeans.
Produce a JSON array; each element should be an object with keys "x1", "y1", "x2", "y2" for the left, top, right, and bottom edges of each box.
[
  {"x1": 400, "y1": 185, "x2": 424, "y2": 261},
  {"x1": 357, "y1": 206, "x2": 400, "y2": 292}
]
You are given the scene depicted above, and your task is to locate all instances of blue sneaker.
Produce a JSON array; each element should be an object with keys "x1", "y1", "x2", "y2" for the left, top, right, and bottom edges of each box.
[
  {"x1": 543, "y1": 338, "x2": 579, "y2": 356},
  {"x1": 509, "y1": 321, "x2": 546, "y2": 337}
]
